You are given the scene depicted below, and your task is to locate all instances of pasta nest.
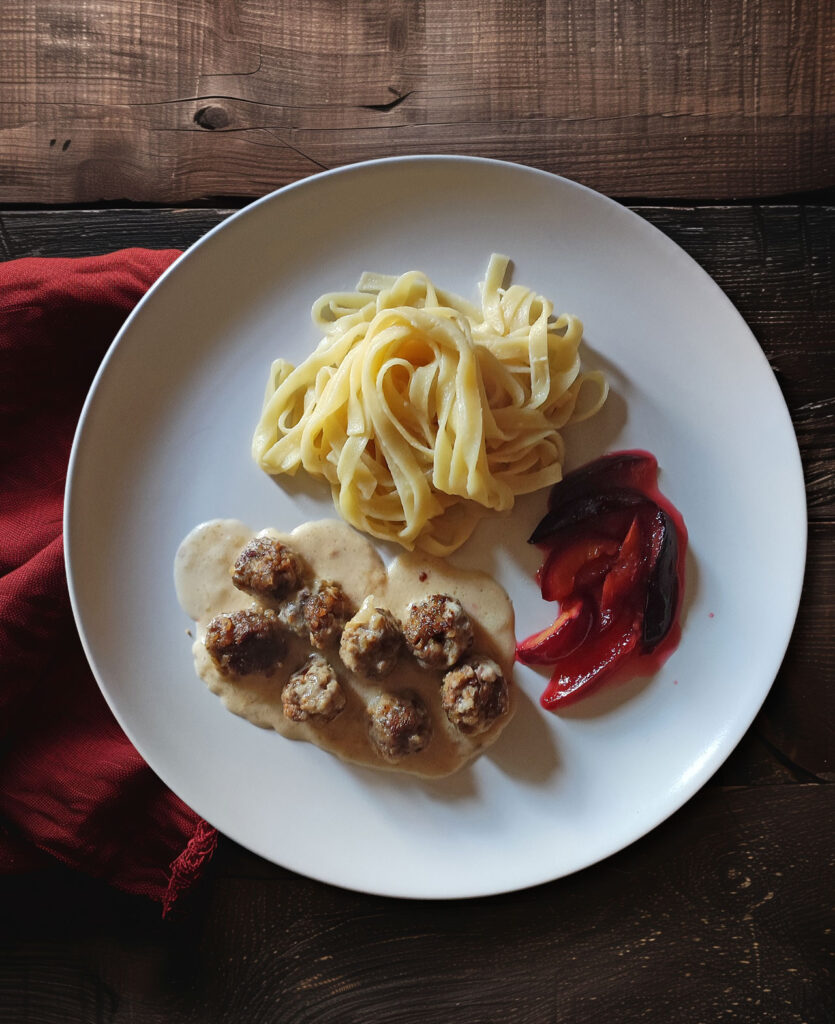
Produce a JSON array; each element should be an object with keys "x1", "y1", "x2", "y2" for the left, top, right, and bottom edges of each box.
[{"x1": 253, "y1": 255, "x2": 606, "y2": 555}]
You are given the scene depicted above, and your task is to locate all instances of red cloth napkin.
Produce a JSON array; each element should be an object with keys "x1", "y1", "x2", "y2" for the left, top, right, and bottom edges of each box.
[{"x1": 0, "y1": 249, "x2": 217, "y2": 913}]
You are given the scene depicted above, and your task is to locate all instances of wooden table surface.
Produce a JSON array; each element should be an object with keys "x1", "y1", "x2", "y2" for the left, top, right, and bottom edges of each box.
[{"x1": 1, "y1": 1, "x2": 833, "y2": 1021}]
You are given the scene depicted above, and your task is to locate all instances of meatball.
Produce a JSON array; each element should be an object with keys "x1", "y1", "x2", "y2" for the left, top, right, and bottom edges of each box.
[
  {"x1": 403, "y1": 594, "x2": 473, "y2": 670},
  {"x1": 231, "y1": 535, "x2": 303, "y2": 600},
  {"x1": 339, "y1": 605, "x2": 402, "y2": 678},
  {"x1": 282, "y1": 654, "x2": 346, "y2": 723},
  {"x1": 441, "y1": 656, "x2": 509, "y2": 735},
  {"x1": 277, "y1": 587, "x2": 310, "y2": 637},
  {"x1": 367, "y1": 693, "x2": 432, "y2": 760},
  {"x1": 204, "y1": 609, "x2": 285, "y2": 676},
  {"x1": 303, "y1": 580, "x2": 352, "y2": 649}
]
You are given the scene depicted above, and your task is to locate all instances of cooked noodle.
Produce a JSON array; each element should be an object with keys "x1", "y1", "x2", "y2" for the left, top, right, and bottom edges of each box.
[{"x1": 252, "y1": 255, "x2": 607, "y2": 554}]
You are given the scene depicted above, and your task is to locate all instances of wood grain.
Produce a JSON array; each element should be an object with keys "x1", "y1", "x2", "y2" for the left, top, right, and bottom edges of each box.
[
  {"x1": 1, "y1": 785, "x2": 832, "y2": 1022},
  {"x1": 1, "y1": 0, "x2": 833, "y2": 203}
]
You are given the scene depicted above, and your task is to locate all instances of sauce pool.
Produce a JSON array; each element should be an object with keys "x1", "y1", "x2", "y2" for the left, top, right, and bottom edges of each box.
[{"x1": 175, "y1": 518, "x2": 517, "y2": 776}]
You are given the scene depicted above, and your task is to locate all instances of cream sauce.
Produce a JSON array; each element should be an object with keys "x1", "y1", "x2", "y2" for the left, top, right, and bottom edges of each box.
[{"x1": 174, "y1": 518, "x2": 516, "y2": 777}]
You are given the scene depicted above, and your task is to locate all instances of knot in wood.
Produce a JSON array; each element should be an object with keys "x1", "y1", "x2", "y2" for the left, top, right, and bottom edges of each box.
[{"x1": 194, "y1": 105, "x2": 230, "y2": 131}]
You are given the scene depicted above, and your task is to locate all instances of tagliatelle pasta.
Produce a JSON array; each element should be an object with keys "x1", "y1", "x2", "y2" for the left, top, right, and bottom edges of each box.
[{"x1": 252, "y1": 255, "x2": 607, "y2": 555}]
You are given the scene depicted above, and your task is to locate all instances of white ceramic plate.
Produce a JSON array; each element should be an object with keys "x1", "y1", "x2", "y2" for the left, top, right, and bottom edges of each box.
[{"x1": 65, "y1": 157, "x2": 806, "y2": 898}]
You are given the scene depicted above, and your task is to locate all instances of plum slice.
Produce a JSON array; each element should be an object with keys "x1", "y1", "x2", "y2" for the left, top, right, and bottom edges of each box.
[
  {"x1": 521, "y1": 451, "x2": 687, "y2": 709},
  {"x1": 547, "y1": 450, "x2": 658, "y2": 511},
  {"x1": 528, "y1": 488, "x2": 651, "y2": 545},
  {"x1": 516, "y1": 599, "x2": 592, "y2": 666}
]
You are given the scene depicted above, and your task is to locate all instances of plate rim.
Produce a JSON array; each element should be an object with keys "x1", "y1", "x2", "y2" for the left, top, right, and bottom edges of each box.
[{"x1": 64, "y1": 155, "x2": 808, "y2": 898}]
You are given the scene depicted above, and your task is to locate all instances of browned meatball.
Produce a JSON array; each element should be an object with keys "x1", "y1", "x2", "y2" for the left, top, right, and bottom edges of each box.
[
  {"x1": 339, "y1": 606, "x2": 402, "y2": 678},
  {"x1": 303, "y1": 580, "x2": 352, "y2": 649},
  {"x1": 282, "y1": 654, "x2": 346, "y2": 723},
  {"x1": 277, "y1": 587, "x2": 310, "y2": 637},
  {"x1": 441, "y1": 656, "x2": 509, "y2": 735},
  {"x1": 231, "y1": 535, "x2": 303, "y2": 600},
  {"x1": 204, "y1": 609, "x2": 285, "y2": 676},
  {"x1": 367, "y1": 693, "x2": 432, "y2": 760},
  {"x1": 403, "y1": 594, "x2": 473, "y2": 670}
]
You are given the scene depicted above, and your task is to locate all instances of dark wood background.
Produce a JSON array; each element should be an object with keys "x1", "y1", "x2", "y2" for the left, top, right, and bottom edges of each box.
[
  {"x1": 2, "y1": 0, "x2": 834, "y2": 203},
  {"x1": 1, "y1": 0, "x2": 833, "y2": 1021}
]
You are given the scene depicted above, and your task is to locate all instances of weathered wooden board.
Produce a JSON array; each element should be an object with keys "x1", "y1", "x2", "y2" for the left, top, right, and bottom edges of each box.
[
  {"x1": 1, "y1": 0, "x2": 833, "y2": 202},
  {"x1": 1, "y1": 785, "x2": 832, "y2": 1022}
]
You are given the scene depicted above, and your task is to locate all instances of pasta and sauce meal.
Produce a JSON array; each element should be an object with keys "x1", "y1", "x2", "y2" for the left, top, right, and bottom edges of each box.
[{"x1": 176, "y1": 255, "x2": 686, "y2": 771}]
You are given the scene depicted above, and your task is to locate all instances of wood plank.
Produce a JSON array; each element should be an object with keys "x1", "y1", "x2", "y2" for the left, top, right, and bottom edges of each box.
[
  {"x1": 0, "y1": 784, "x2": 832, "y2": 1022},
  {"x1": 759, "y1": 522, "x2": 835, "y2": 781},
  {"x1": 1, "y1": 203, "x2": 832, "y2": 781},
  {"x1": 0, "y1": 0, "x2": 833, "y2": 202}
]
